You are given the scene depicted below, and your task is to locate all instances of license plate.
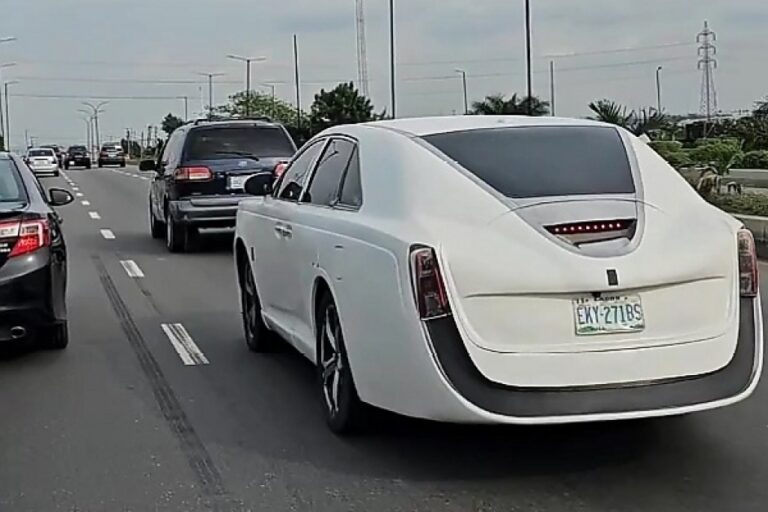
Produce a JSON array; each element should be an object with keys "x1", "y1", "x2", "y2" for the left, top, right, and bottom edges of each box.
[
  {"x1": 228, "y1": 175, "x2": 252, "y2": 190},
  {"x1": 573, "y1": 295, "x2": 645, "y2": 336}
]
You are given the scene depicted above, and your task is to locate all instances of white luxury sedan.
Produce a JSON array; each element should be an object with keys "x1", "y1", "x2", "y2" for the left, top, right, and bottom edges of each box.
[{"x1": 234, "y1": 116, "x2": 763, "y2": 434}]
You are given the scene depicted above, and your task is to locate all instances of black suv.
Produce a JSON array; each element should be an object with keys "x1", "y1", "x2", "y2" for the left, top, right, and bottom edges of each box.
[
  {"x1": 65, "y1": 145, "x2": 92, "y2": 169},
  {"x1": 140, "y1": 119, "x2": 296, "y2": 252}
]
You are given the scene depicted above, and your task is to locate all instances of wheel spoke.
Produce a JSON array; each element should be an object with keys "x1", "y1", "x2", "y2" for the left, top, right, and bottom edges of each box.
[
  {"x1": 324, "y1": 311, "x2": 339, "y2": 352},
  {"x1": 322, "y1": 357, "x2": 338, "y2": 381},
  {"x1": 330, "y1": 370, "x2": 340, "y2": 413}
]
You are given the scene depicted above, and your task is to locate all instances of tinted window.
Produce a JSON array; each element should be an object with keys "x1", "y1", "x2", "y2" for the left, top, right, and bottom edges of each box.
[
  {"x1": 277, "y1": 140, "x2": 324, "y2": 202},
  {"x1": 68, "y1": 146, "x2": 87, "y2": 152},
  {"x1": 0, "y1": 159, "x2": 28, "y2": 203},
  {"x1": 28, "y1": 149, "x2": 54, "y2": 157},
  {"x1": 304, "y1": 139, "x2": 355, "y2": 206},
  {"x1": 423, "y1": 126, "x2": 635, "y2": 199},
  {"x1": 185, "y1": 126, "x2": 295, "y2": 161},
  {"x1": 339, "y1": 147, "x2": 362, "y2": 208}
]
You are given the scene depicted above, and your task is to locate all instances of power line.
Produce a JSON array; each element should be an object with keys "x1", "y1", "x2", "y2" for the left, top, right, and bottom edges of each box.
[{"x1": 9, "y1": 93, "x2": 184, "y2": 100}]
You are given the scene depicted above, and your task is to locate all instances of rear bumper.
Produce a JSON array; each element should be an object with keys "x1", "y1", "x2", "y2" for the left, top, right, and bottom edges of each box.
[
  {"x1": 99, "y1": 157, "x2": 125, "y2": 164},
  {"x1": 423, "y1": 297, "x2": 763, "y2": 422},
  {"x1": 168, "y1": 197, "x2": 247, "y2": 228},
  {"x1": 68, "y1": 157, "x2": 91, "y2": 165},
  {"x1": 30, "y1": 166, "x2": 58, "y2": 174},
  {"x1": 0, "y1": 251, "x2": 57, "y2": 342}
]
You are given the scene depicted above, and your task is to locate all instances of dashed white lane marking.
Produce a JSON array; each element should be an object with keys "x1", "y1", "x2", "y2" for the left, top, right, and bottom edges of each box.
[
  {"x1": 81, "y1": 200, "x2": 90, "y2": 206},
  {"x1": 100, "y1": 229, "x2": 116, "y2": 240},
  {"x1": 88, "y1": 211, "x2": 101, "y2": 220},
  {"x1": 120, "y1": 260, "x2": 145, "y2": 278},
  {"x1": 161, "y1": 323, "x2": 210, "y2": 366},
  {"x1": 72, "y1": 186, "x2": 79, "y2": 191},
  {"x1": 76, "y1": 192, "x2": 84, "y2": 197}
]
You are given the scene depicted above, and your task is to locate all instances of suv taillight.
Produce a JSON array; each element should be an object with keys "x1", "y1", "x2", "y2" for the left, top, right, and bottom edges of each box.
[
  {"x1": 410, "y1": 247, "x2": 451, "y2": 320},
  {"x1": 274, "y1": 162, "x2": 289, "y2": 179},
  {"x1": 738, "y1": 229, "x2": 759, "y2": 298},
  {"x1": 0, "y1": 219, "x2": 51, "y2": 258},
  {"x1": 174, "y1": 166, "x2": 213, "y2": 181}
]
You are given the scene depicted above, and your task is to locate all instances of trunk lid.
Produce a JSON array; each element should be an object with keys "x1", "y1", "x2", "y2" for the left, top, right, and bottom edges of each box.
[{"x1": 440, "y1": 200, "x2": 738, "y2": 355}]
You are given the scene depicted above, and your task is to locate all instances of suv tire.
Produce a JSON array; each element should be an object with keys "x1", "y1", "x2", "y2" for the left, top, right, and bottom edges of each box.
[{"x1": 150, "y1": 203, "x2": 164, "y2": 239}]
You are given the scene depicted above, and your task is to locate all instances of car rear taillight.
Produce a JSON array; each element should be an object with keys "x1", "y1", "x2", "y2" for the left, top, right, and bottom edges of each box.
[
  {"x1": 174, "y1": 166, "x2": 213, "y2": 181},
  {"x1": 410, "y1": 247, "x2": 451, "y2": 320},
  {"x1": 738, "y1": 229, "x2": 759, "y2": 298},
  {"x1": 0, "y1": 219, "x2": 51, "y2": 258}
]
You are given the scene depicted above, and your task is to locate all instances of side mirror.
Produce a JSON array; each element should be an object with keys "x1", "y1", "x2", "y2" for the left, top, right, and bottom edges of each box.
[
  {"x1": 244, "y1": 172, "x2": 274, "y2": 196},
  {"x1": 48, "y1": 188, "x2": 74, "y2": 207},
  {"x1": 139, "y1": 159, "x2": 157, "y2": 171}
]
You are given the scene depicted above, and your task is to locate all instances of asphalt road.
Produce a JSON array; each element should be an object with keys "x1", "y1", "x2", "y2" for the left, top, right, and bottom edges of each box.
[{"x1": 1, "y1": 165, "x2": 767, "y2": 512}]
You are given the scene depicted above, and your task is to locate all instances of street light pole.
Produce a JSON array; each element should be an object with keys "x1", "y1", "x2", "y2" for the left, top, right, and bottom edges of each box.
[
  {"x1": 261, "y1": 83, "x2": 277, "y2": 118},
  {"x1": 524, "y1": 0, "x2": 533, "y2": 115},
  {"x1": 82, "y1": 101, "x2": 108, "y2": 152},
  {"x1": 656, "y1": 66, "x2": 663, "y2": 112},
  {"x1": 455, "y1": 69, "x2": 468, "y2": 115},
  {"x1": 180, "y1": 96, "x2": 189, "y2": 121},
  {"x1": 196, "y1": 72, "x2": 225, "y2": 120},
  {"x1": 4, "y1": 81, "x2": 18, "y2": 147},
  {"x1": 549, "y1": 60, "x2": 556, "y2": 116},
  {"x1": 293, "y1": 35, "x2": 302, "y2": 132},
  {"x1": 0, "y1": 62, "x2": 17, "y2": 144},
  {"x1": 227, "y1": 55, "x2": 267, "y2": 117},
  {"x1": 389, "y1": 0, "x2": 396, "y2": 119}
]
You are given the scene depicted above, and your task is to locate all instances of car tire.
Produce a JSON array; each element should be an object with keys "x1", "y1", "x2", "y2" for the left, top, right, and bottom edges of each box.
[
  {"x1": 86, "y1": 163, "x2": 92, "y2": 169},
  {"x1": 316, "y1": 293, "x2": 365, "y2": 435},
  {"x1": 120, "y1": 161, "x2": 126, "y2": 168},
  {"x1": 64, "y1": 163, "x2": 69, "y2": 170},
  {"x1": 149, "y1": 203, "x2": 164, "y2": 239},
  {"x1": 165, "y1": 217, "x2": 188, "y2": 253},
  {"x1": 43, "y1": 322, "x2": 69, "y2": 350},
  {"x1": 98, "y1": 161, "x2": 103, "y2": 168},
  {"x1": 53, "y1": 170, "x2": 60, "y2": 177},
  {"x1": 239, "y1": 258, "x2": 277, "y2": 353}
]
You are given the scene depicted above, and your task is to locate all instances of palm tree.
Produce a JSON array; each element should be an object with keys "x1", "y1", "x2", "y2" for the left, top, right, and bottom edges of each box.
[
  {"x1": 471, "y1": 93, "x2": 549, "y2": 116},
  {"x1": 588, "y1": 99, "x2": 668, "y2": 136},
  {"x1": 588, "y1": 99, "x2": 631, "y2": 127}
]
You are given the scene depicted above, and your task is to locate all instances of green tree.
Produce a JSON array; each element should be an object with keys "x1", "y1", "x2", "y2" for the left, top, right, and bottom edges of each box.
[
  {"x1": 471, "y1": 93, "x2": 549, "y2": 116},
  {"x1": 588, "y1": 99, "x2": 668, "y2": 136},
  {"x1": 754, "y1": 97, "x2": 768, "y2": 119},
  {"x1": 588, "y1": 99, "x2": 632, "y2": 127},
  {"x1": 161, "y1": 113, "x2": 184, "y2": 135},
  {"x1": 689, "y1": 139, "x2": 743, "y2": 174},
  {"x1": 215, "y1": 91, "x2": 312, "y2": 144},
  {"x1": 309, "y1": 82, "x2": 381, "y2": 133}
]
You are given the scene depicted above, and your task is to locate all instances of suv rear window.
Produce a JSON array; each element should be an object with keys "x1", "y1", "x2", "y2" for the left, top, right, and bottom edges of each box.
[
  {"x1": 28, "y1": 149, "x2": 54, "y2": 157},
  {"x1": 423, "y1": 126, "x2": 635, "y2": 199},
  {"x1": 184, "y1": 126, "x2": 295, "y2": 161},
  {"x1": 69, "y1": 146, "x2": 87, "y2": 152},
  {"x1": 0, "y1": 159, "x2": 28, "y2": 203}
]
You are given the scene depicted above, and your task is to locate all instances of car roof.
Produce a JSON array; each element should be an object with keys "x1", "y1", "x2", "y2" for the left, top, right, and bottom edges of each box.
[
  {"x1": 28, "y1": 147, "x2": 54, "y2": 151},
  {"x1": 361, "y1": 115, "x2": 613, "y2": 137},
  {"x1": 186, "y1": 119, "x2": 283, "y2": 130}
]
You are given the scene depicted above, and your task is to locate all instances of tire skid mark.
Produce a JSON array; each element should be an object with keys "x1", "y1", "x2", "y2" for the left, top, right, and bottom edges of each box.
[{"x1": 92, "y1": 255, "x2": 236, "y2": 511}]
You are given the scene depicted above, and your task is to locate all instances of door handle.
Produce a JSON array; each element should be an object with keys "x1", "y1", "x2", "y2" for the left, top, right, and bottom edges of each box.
[
  {"x1": 274, "y1": 225, "x2": 286, "y2": 236},
  {"x1": 282, "y1": 224, "x2": 293, "y2": 239}
]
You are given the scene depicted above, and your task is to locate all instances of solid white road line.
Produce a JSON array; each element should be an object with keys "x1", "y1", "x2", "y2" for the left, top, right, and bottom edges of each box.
[
  {"x1": 161, "y1": 323, "x2": 210, "y2": 366},
  {"x1": 81, "y1": 200, "x2": 90, "y2": 206},
  {"x1": 88, "y1": 211, "x2": 101, "y2": 219},
  {"x1": 120, "y1": 260, "x2": 145, "y2": 278},
  {"x1": 100, "y1": 229, "x2": 116, "y2": 240}
]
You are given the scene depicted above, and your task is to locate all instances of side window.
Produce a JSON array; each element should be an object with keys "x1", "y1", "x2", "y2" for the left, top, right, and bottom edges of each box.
[
  {"x1": 160, "y1": 130, "x2": 182, "y2": 169},
  {"x1": 338, "y1": 147, "x2": 362, "y2": 208},
  {"x1": 276, "y1": 140, "x2": 325, "y2": 202},
  {"x1": 303, "y1": 138, "x2": 355, "y2": 206}
]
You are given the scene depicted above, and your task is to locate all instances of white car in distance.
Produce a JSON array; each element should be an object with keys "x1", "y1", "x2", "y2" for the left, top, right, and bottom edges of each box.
[
  {"x1": 25, "y1": 147, "x2": 60, "y2": 177},
  {"x1": 234, "y1": 116, "x2": 763, "y2": 434}
]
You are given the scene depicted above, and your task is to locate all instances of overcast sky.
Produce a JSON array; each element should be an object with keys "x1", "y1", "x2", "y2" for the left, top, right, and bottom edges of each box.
[{"x1": 1, "y1": 0, "x2": 766, "y2": 150}]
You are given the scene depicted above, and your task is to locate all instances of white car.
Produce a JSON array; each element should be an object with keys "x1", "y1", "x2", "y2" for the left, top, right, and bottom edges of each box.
[
  {"x1": 25, "y1": 147, "x2": 60, "y2": 177},
  {"x1": 234, "y1": 116, "x2": 763, "y2": 434}
]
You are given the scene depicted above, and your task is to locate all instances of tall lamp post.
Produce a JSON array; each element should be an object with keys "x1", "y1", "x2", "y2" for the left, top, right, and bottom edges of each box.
[
  {"x1": 81, "y1": 101, "x2": 108, "y2": 154},
  {"x1": 524, "y1": 0, "x2": 533, "y2": 115},
  {"x1": 0, "y1": 62, "x2": 17, "y2": 146},
  {"x1": 3, "y1": 80, "x2": 18, "y2": 147},
  {"x1": 195, "y1": 72, "x2": 225, "y2": 120},
  {"x1": 226, "y1": 55, "x2": 266, "y2": 117},
  {"x1": 455, "y1": 69, "x2": 468, "y2": 115},
  {"x1": 656, "y1": 66, "x2": 663, "y2": 112},
  {"x1": 260, "y1": 83, "x2": 277, "y2": 118},
  {"x1": 389, "y1": 0, "x2": 396, "y2": 119}
]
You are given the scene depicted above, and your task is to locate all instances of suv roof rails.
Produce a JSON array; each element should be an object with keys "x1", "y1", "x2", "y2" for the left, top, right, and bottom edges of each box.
[{"x1": 189, "y1": 116, "x2": 274, "y2": 126}]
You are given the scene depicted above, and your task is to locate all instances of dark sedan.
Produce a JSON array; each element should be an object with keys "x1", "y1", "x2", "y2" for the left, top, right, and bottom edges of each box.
[{"x1": 0, "y1": 152, "x2": 74, "y2": 349}]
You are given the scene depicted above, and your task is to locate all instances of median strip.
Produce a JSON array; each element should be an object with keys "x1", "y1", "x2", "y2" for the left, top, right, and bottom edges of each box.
[
  {"x1": 161, "y1": 323, "x2": 210, "y2": 366},
  {"x1": 120, "y1": 260, "x2": 145, "y2": 278}
]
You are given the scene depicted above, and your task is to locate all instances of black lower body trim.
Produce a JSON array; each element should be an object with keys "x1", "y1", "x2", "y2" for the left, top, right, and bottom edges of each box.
[{"x1": 427, "y1": 298, "x2": 759, "y2": 417}]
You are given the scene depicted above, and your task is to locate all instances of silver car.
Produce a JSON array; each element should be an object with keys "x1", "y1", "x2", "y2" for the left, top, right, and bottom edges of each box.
[{"x1": 25, "y1": 148, "x2": 60, "y2": 177}]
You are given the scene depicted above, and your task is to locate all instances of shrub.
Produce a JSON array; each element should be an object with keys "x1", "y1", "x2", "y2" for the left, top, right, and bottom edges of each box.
[
  {"x1": 734, "y1": 150, "x2": 768, "y2": 170},
  {"x1": 707, "y1": 192, "x2": 768, "y2": 217},
  {"x1": 688, "y1": 139, "x2": 743, "y2": 174}
]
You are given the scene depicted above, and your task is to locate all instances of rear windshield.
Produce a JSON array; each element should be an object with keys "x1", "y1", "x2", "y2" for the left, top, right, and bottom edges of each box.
[
  {"x1": 184, "y1": 126, "x2": 295, "y2": 161},
  {"x1": 102, "y1": 145, "x2": 121, "y2": 151},
  {"x1": 69, "y1": 146, "x2": 87, "y2": 152},
  {"x1": 0, "y1": 159, "x2": 28, "y2": 203},
  {"x1": 423, "y1": 126, "x2": 635, "y2": 199},
  {"x1": 28, "y1": 149, "x2": 54, "y2": 157}
]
